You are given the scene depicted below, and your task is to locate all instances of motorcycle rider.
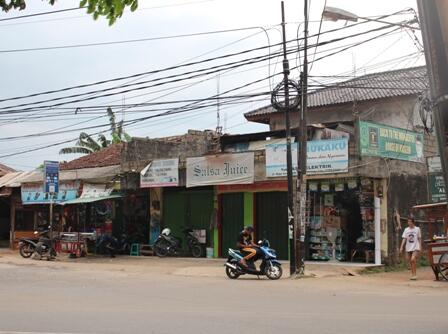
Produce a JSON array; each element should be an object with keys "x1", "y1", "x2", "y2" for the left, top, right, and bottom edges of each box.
[{"x1": 237, "y1": 226, "x2": 258, "y2": 267}]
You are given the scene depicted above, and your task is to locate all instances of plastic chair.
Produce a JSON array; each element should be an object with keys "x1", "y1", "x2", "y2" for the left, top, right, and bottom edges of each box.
[{"x1": 130, "y1": 243, "x2": 140, "y2": 256}]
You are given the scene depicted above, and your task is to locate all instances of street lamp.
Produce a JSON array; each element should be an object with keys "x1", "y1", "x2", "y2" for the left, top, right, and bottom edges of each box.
[{"x1": 322, "y1": 6, "x2": 419, "y2": 30}]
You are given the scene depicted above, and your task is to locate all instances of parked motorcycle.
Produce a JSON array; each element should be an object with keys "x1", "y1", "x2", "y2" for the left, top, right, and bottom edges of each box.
[
  {"x1": 153, "y1": 228, "x2": 203, "y2": 258},
  {"x1": 95, "y1": 233, "x2": 130, "y2": 258},
  {"x1": 224, "y1": 239, "x2": 283, "y2": 280},
  {"x1": 34, "y1": 228, "x2": 59, "y2": 261},
  {"x1": 18, "y1": 229, "x2": 49, "y2": 258}
]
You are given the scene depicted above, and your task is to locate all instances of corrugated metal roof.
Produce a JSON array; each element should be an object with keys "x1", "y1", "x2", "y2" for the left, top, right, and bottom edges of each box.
[
  {"x1": 21, "y1": 165, "x2": 121, "y2": 183},
  {"x1": 245, "y1": 66, "x2": 428, "y2": 121},
  {"x1": 0, "y1": 171, "x2": 35, "y2": 188}
]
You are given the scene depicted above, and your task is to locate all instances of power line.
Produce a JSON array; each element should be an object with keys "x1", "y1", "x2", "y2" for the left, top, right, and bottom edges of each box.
[{"x1": 0, "y1": 6, "x2": 83, "y2": 22}]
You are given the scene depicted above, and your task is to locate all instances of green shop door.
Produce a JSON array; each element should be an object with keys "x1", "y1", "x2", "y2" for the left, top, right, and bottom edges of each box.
[
  {"x1": 163, "y1": 188, "x2": 214, "y2": 250},
  {"x1": 255, "y1": 192, "x2": 288, "y2": 260},
  {"x1": 221, "y1": 193, "x2": 244, "y2": 256}
]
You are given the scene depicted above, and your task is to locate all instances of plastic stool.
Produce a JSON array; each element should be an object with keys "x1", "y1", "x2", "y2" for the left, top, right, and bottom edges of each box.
[{"x1": 130, "y1": 243, "x2": 140, "y2": 256}]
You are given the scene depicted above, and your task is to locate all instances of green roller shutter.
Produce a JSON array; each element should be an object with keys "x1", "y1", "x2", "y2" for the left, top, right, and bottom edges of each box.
[
  {"x1": 255, "y1": 192, "x2": 288, "y2": 260},
  {"x1": 221, "y1": 193, "x2": 244, "y2": 256}
]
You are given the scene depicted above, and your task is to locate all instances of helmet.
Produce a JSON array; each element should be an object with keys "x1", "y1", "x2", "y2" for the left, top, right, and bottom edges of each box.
[
  {"x1": 161, "y1": 228, "x2": 171, "y2": 236},
  {"x1": 244, "y1": 225, "x2": 254, "y2": 233}
]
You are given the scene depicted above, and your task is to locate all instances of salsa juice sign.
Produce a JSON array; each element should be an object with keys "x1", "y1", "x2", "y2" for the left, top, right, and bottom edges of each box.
[
  {"x1": 358, "y1": 121, "x2": 424, "y2": 162},
  {"x1": 186, "y1": 152, "x2": 254, "y2": 188},
  {"x1": 265, "y1": 138, "x2": 349, "y2": 177}
]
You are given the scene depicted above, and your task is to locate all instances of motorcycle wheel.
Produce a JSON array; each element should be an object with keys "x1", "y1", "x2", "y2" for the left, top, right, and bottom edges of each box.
[
  {"x1": 225, "y1": 265, "x2": 240, "y2": 279},
  {"x1": 154, "y1": 241, "x2": 169, "y2": 257},
  {"x1": 265, "y1": 264, "x2": 283, "y2": 280},
  {"x1": 191, "y1": 244, "x2": 202, "y2": 258},
  {"x1": 19, "y1": 244, "x2": 34, "y2": 258}
]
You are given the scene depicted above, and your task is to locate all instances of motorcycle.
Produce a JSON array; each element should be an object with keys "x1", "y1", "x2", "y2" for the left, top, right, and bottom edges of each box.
[
  {"x1": 95, "y1": 233, "x2": 130, "y2": 258},
  {"x1": 34, "y1": 228, "x2": 59, "y2": 261},
  {"x1": 224, "y1": 239, "x2": 283, "y2": 280},
  {"x1": 18, "y1": 229, "x2": 49, "y2": 258},
  {"x1": 153, "y1": 228, "x2": 203, "y2": 258}
]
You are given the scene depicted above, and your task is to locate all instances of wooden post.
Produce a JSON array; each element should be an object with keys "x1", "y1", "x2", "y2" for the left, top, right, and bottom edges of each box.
[{"x1": 9, "y1": 198, "x2": 15, "y2": 250}]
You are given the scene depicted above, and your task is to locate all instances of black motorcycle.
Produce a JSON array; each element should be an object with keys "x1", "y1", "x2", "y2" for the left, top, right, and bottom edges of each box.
[
  {"x1": 18, "y1": 229, "x2": 48, "y2": 258},
  {"x1": 153, "y1": 228, "x2": 203, "y2": 258},
  {"x1": 95, "y1": 233, "x2": 130, "y2": 258},
  {"x1": 34, "y1": 229, "x2": 59, "y2": 261}
]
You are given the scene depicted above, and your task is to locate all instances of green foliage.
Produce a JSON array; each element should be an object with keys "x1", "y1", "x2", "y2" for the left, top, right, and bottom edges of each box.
[
  {"x1": 0, "y1": 0, "x2": 138, "y2": 25},
  {"x1": 59, "y1": 108, "x2": 131, "y2": 155}
]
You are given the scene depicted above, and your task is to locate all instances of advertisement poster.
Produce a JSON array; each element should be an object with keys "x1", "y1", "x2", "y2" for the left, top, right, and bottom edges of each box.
[
  {"x1": 429, "y1": 174, "x2": 447, "y2": 203},
  {"x1": 140, "y1": 159, "x2": 179, "y2": 188},
  {"x1": 359, "y1": 120, "x2": 424, "y2": 162},
  {"x1": 265, "y1": 138, "x2": 349, "y2": 177},
  {"x1": 21, "y1": 181, "x2": 80, "y2": 205},
  {"x1": 186, "y1": 152, "x2": 254, "y2": 188}
]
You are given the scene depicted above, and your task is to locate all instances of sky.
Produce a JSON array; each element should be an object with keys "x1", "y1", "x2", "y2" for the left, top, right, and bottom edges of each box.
[{"x1": 0, "y1": 0, "x2": 424, "y2": 170}]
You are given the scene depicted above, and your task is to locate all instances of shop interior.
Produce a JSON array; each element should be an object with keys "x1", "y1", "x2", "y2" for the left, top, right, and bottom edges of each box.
[{"x1": 307, "y1": 178, "x2": 376, "y2": 262}]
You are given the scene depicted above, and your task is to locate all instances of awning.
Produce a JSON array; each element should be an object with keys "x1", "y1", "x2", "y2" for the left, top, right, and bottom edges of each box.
[{"x1": 60, "y1": 194, "x2": 123, "y2": 205}]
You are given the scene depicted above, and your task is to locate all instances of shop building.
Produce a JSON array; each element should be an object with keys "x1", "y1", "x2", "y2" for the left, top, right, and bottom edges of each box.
[{"x1": 239, "y1": 66, "x2": 437, "y2": 264}]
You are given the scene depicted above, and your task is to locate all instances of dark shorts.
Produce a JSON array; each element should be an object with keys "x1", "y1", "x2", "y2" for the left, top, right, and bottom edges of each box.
[{"x1": 407, "y1": 250, "x2": 420, "y2": 257}]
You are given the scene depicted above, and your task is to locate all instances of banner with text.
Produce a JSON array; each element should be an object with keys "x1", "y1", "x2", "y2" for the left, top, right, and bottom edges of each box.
[
  {"x1": 265, "y1": 138, "x2": 349, "y2": 177},
  {"x1": 21, "y1": 181, "x2": 80, "y2": 204},
  {"x1": 140, "y1": 159, "x2": 179, "y2": 188},
  {"x1": 359, "y1": 120, "x2": 424, "y2": 162},
  {"x1": 186, "y1": 152, "x2": 254, "y2": 188}
]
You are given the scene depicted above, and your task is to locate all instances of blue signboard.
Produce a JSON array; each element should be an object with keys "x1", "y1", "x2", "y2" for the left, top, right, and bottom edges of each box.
[
  {"x1": 21, "y1": 182, "x2": 80, "y2": 205},
  {"x1": 44, "y1": 161, "x2": 59, "y2": 194}
]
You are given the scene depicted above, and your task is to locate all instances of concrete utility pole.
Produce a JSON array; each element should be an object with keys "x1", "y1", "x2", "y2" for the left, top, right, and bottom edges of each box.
[
  {"x1": 417, "y1": 0, "x2": 448, "y2": 204},
  {"x1": 271, "y1": 2, "x2": 301, "y2": 276},
  {"x1": 295, "y1": 0, "x2": 309, "y2": 275}
]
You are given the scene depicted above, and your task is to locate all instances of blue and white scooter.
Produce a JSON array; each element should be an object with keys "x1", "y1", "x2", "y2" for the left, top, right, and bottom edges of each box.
[{"x1": 224, "y1": 239, "x2": 283, "y2": 280}]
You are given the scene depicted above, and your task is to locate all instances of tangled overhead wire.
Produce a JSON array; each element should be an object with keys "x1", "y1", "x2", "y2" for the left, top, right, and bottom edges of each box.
[
  {"x1": 271, "y1": 79, "x2": 301, "y2": 111},
  {"x1": 418, "y1": 93, "x2": 434, "y2": 134}
]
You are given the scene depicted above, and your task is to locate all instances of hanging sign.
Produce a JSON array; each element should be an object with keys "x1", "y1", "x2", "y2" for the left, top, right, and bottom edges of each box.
[
  {"x1": 427, "y1": 156, "x2": 442, "y2": 173},
  {"x1": 186, "y1": 152, "x2": 254, "y2": 188},
  {"x1": 21, "y1": 181, "x2": 80, "y2": 205},
  {"x1": 429, "y1": 174, "x2": 447, "y2": 203},
  {"x1": 358, "y1": 121, "x2": 424, "y2": 162},
  {"x1": 43, "y1": 160, "x2": 59, "y2": 193},
  {"x1": 265, "y1": 138, "x2": 349, "y2": 177},
  {"x1": 140, "y1": 159, "x2": 179, "y2": 188}
]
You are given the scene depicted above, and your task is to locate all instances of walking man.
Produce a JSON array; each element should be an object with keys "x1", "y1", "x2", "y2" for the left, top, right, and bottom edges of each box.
[{"x1": 400, "y1": 216, "x2": 422, "y2": 280}]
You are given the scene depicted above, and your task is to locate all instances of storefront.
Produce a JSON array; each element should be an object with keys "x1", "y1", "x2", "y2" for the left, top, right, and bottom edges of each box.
[{"x1": 306, "y1": 177, "x2": 378, "y2": 262}]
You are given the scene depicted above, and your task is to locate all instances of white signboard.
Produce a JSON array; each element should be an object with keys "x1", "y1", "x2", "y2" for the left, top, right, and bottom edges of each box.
[
  {"x1": 428, "y1": 156, "x2": 442, "y2": 173},
  {"x1": 140, "y1": 159, "x2": 179, "y2": 188},
  {"x1": 186, "y1": 152, "x2": 254, "y2": 188},
  {"x1": 80, "y1": 183, "x2": 113, "y2": 199},
  {"x1": 266, "y1": 138, "x2": 349, "y2": 177}
]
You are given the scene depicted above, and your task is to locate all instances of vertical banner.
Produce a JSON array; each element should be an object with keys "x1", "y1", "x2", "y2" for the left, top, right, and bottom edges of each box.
[{"x1": 44, "y1": 160, "x2": 59, "y2": 193}]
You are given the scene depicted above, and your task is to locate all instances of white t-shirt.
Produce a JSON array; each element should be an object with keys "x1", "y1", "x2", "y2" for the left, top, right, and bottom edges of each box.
[{"x1": 402, "y1": 226, "x2": 421, "y2": 252}]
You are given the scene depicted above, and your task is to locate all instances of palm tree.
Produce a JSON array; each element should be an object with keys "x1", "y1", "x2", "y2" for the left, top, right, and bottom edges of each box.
[{"x1": 59, "y1": 108, "x2": 131, "y2": 155}]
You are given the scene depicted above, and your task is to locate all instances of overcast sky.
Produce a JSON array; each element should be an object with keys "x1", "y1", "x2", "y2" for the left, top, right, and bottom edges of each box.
[{"x1": 0, "y1": 0, "x2": 423, "y2": 170}]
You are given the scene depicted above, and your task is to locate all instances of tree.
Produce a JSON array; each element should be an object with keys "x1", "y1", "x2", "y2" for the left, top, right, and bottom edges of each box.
[
  {"x1": 0, "y1": 0, "x2": 138, "y2": 25},
  {"x1": 59, "y1": 107, "x2": 131, "y2": 155}
]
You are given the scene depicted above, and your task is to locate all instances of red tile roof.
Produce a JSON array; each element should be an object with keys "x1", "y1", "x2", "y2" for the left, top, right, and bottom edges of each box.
[
  {"x1": 60, "y1": 144, "x2": 123, "y2": 170},
  {"x1": 0, "y1": 163, "x2": 16, "y2": 176}
]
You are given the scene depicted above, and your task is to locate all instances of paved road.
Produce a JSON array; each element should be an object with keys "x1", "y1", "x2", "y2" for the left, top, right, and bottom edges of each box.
[{"x1": 0, "y1": 257, "x2": 447, "y2": 334}]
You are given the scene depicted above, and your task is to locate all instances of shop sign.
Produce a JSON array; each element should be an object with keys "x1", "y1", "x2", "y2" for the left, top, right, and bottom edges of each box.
[
  {"x1": 265, "y1": 138, "x2": 349, "y2": 177},
  {"x1": 358, "y1": 120, "x2": 424, "y2": 162},
  {"x1": 427, "y1": 156, "x2": 442, "y2": 173},
  {"x1": 186, "y1": 152, "x2": 254, "y2": 188},
  {"x1": 140, "y1": 159, "x2": 179, "y2": 188},
  {"x1": 21, "y1": 181, "x2": 80, "y2": 204},
  {"x1": 80, "y1": 183, "x2": 113, "y2": 199},
  {"x1": 429, "y1": 174, "x2": 447, "y2": 203},
  {"x1": 43, "y1": 160, "x2": 59, "y2": 193}
]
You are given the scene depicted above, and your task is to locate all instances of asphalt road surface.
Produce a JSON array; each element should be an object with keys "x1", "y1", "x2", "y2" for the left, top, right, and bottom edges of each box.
[{"x1": 0, "y1": 257, "x2": 447, "y2": 334}]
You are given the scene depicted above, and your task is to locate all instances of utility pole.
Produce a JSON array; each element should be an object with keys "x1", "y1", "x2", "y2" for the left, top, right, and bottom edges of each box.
[
  {"x1": 271, "y1": 2, "x2": 301, "y2": 276},
  {"x1": 295, "y1": 0, "x2": 309, "y2": 275}
]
